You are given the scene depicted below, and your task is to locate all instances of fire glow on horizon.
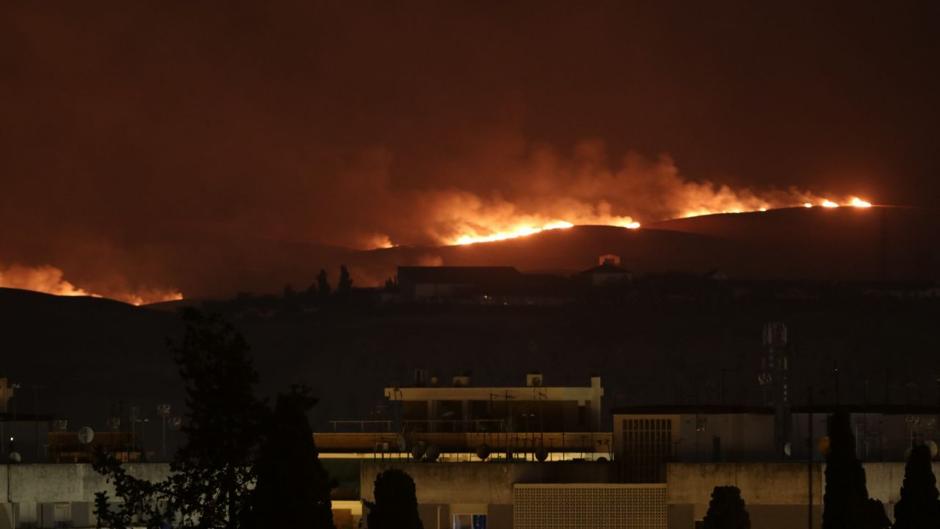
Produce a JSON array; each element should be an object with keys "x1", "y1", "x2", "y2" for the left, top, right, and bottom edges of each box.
[
  {"x1": 444, "y1": 196, "x2": 875, "y2": 246},
  {"x1": 452, "y1": 219, "x2": 640, "y2": 246},
  {"x1": 0, "y1": 263, "x2": 184, "y2": 306}
]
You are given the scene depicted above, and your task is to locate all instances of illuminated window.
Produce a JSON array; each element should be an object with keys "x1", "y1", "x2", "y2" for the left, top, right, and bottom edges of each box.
[{"x1": 454, "y1": 513, "x2": 487, "y2": 529}]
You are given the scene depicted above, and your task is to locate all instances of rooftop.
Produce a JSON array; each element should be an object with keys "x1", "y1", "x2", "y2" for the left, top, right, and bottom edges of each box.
[{"x1": 612, "y1": 404, "x2": 940, "y2": 415}]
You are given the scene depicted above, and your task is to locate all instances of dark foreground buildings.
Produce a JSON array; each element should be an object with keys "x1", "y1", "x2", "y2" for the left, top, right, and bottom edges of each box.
[{"x1": 4, "y1": 371, "x2": 940, "y2": 529}]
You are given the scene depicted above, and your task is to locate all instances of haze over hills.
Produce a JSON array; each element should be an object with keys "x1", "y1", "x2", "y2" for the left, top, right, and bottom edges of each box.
[
  {"x1": 334, "y1": 205, "x2": 940, "y2": 288},
  {"x1": 2, "y1": 204, "x2": 939, "y2": 452},
  {"x1": 649, "y1": 206, "x2": 940, "y2": 281},
  {"x1": 11, "y1": 205, "x2": 929, "y2": 302}
]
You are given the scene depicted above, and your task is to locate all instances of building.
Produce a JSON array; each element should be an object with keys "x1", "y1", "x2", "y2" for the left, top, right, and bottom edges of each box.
[
  {"x1": 395, "y1": 266, "x2": 575, "y2": 305},
  {"x1": 320, "y1": 373, "x2": 609, "y2": 462},
  {"x1": 397, "y1": 267, "x2": 524, "y2": 300},
  {"x1": 385, "y1": 372, "x2": 605, "y2": 437},
  {"x1": 47, "y1": 430, "x2": 141, "y2": 463},
  {"x1": 613, "y1": 404, "x2": 940, "y2": 482},
  {"x1": 317, "y1": 373, "x2": 610, "y2": 528},
  {"x1": 359, "y1": 461, "x2": 663, "y2": 529},
  {"x1": 581, "y1": 255, "x2": 632, "y2": 287}
]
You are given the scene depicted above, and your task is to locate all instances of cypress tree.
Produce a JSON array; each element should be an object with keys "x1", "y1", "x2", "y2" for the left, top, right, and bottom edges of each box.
[
  {"x1": 243, "y1": 386, "x2": 335, "y2": 529},
  {"x1": 366, "y1": 469, "x2": 424, "y2": 529},
  {"x1": 317, "y1": 269, "x2": 331, "y2": 297},
  {"x1": 702, "y1": 486, "x2": 750, "y2": 529},
  {"x1": 94, "y1": 309, "x2": 268, "y2": 529},
  {"x1": 822, "y1": 411, "x2": 890, "y2": 529},
  {"x1": 894, "y1": 443, "x2": 940, "y2": 529},
  {"x1": 337, "y1": 265, "x2": 353, "y2": 294}
]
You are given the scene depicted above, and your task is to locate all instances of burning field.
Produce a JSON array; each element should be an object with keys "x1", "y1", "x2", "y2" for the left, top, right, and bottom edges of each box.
[
  {"x1": 0, "y1": 141, "x2": 894, "y2": 301},
  {"x1": 0, "y1": 263, "x2": 183, "y2": 306}
]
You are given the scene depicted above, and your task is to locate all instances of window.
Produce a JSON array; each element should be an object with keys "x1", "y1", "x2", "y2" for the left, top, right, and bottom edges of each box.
[
  {"x1": 621, "y1": 417, "x2": 673, "y2": 482},
  {"x1": 454, "y1": 513, "x2": 487, "y2": 529}
]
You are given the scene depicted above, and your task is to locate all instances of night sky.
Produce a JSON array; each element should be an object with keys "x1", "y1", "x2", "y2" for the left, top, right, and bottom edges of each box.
[{"x1": 2, "y1": 1, "x2": 938, "y2": 298}]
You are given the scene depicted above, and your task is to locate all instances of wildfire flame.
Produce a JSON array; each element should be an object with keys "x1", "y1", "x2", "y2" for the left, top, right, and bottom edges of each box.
[
  {"x1": 443, "y1": 195, "x2": 874, "y2": 246},
  {"x1": 452, "y1": 217, "x2": 639, "y2": 246},
  {"x1": 0, "y1": 263, "x2": 183, "y2": 306}
]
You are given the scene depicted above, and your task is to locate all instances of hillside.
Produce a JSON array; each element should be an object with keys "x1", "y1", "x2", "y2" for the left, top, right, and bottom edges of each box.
[{"x1": 649, "y1": 206, "x2": 940, "y2": 281}]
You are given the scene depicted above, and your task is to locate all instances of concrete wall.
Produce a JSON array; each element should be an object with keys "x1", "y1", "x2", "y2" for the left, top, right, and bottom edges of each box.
[
  {"x1": 666, "y1": 462, "x2": 940, "y2": 529},
  {"x1": 667, "y1": 463, "x2": 822, "y2": 529},
  {"x1": 361, "y1": 461, "x2": 615, "y2": 529},
  {"x1": 361, "y1": 461, "x2": 615, "y2": 504},
  {"x1": 614, "y1": 413, "x2": 779, "y2": 464},
  {"x1": 514, "y1": 483, "x2": 666, "y2": 529},
  {"x1": 0, "y1": 463, "x2": 171, "y2": 528},
  {"x1": 1, "y1": 463, "x2": 171, "y2": 503}
]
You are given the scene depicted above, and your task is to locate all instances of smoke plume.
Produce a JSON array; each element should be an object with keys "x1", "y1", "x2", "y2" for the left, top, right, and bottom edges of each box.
[{"x1": 1, "y1": 1, "x2": 930, "y2": 298}]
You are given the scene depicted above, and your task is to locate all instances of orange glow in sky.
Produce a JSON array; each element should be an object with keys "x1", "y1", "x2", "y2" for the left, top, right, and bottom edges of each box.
[{"x1": 418, "y1": 194, "x2": 876, "y2": 247}]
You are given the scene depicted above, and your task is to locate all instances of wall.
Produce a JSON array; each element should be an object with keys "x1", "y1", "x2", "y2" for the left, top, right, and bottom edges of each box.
[
  {"x1": 666, "y1": 462, "x2": 940, "y2": 529},
  {"x1": 674, "y1": 414, "x2": 776, "y2": 461},
  {"x1": 667, "y1": 462, "x2": 822, "y2": 529},
  {"x1": 361, "y1": 461, "x2": 616, "y2": 529},
  {"x1": 514, "y1": 484, "x2": 666, "y2": 529},
  {"x1": 0, "y1": 463, "x2": 171, "y2": 528}
]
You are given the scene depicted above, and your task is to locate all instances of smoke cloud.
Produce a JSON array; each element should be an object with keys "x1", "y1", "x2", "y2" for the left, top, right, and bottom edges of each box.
[
  {"x1": 355, "y1": 142, "x2": 828, "y2": 247},
  {"x1": 0, "y1": 262, "x2": 182, "y2": 305},
  {"x1": 1, "y1": 1, "x2": 935, "y2": 298},
  {"x1": 0, "y1": 264, "x2": 90, "y2": 297}
]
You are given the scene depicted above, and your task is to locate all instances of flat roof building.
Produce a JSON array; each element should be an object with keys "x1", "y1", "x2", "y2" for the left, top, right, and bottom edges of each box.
[
  {"x1": 385, "y1": 373, "x2": 604, "y2": 435},
  {"x1": 613, "y1": 404, "x2": 940, "y2": 483}
]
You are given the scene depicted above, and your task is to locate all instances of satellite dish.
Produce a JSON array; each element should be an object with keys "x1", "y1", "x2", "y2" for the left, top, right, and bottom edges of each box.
[
  {"x1": 410, "y1": 441, "x2": 427, "y2": 461},
  {"x1": 783, "y1": 442, "x2": 792, "y2": 457},
  {"x1": 8, "y1": 452, "x2": 21, "y2": 463},
  {"x1": 78, "y1": 426, "x2": 95, "y2": 445},
  {"x1": 535, "y1": 447, "x2": 549, "y2": 462}
]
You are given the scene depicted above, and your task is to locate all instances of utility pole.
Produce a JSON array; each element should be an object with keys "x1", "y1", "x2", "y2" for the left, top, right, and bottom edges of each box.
[
  {"x1": 832, "y1": 361, "x2": 840, "y2": 405},
  {"x1": 761, "y1": 322, "x2": 790, "y2": 458},
  {"x1": 156, "y1": 404, "x2": 171, "y2": 460},
  {"x1": 807, "y1": 384, "x2": 814, "y2": 529}
]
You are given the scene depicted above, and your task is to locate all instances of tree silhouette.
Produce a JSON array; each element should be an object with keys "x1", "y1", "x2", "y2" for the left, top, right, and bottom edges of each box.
[
  {"x1": 822, "y1": 411, "x2": 890, "y2": 529},
  {"x1": 317, "y1": 269, "x2": 331, "y2": 298},
  {"x1": 337, "y1": 265, "x2": 353, "y2": 295},
  {"x1": 894, "y1": 443, "x2": 940, "y2": 529},
  {"x1": 168, "y1": 310, "x2": 267, "y2": 529},
  {"x1": 243, "y1": 386, "x2": 335, "y2": 529},
  {"x1": 702, "y1": 486, "x2": 750, "y2": 529},
  {"x1": 283, "y1": 284, "x2": 296, "y2": 299},
  {"x1": 94, "y1": 309, "x2": 331, "y2": 529},
  {"x1": 366, "y1": 469, "x2": 423, "y2": 529}
]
